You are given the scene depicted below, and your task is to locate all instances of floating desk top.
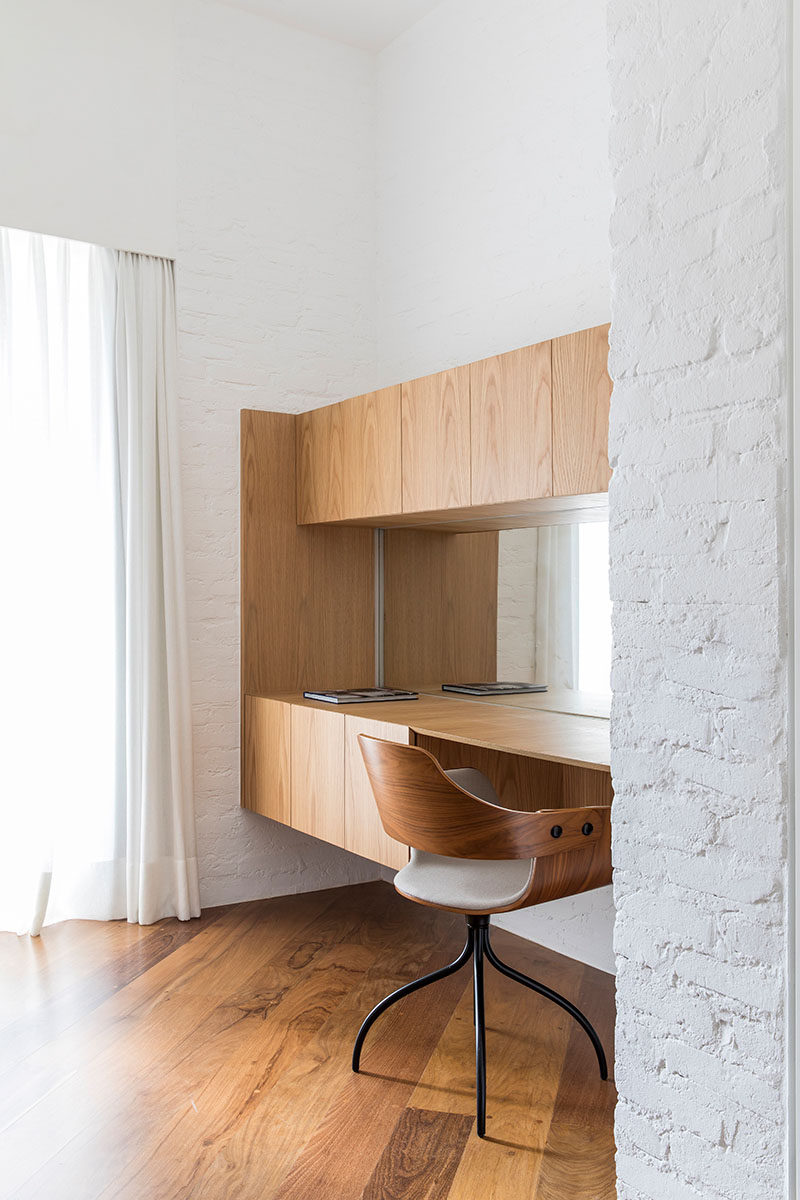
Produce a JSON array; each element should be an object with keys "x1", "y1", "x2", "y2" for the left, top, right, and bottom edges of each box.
[
  {"x1": 260, "y1": 689, "x2": 610, "y2": 773},
  {"x1": 413, "y1": 684, "x2": 611, "y2": 720}
]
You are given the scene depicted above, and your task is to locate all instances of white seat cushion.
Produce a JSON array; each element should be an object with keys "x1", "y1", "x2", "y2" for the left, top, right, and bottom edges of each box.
[
  {"x1": 392, "y1": 766, "x2": 533, "y2": 913},
  {"x1": 394, "y1": 850, "x2": 534, "y2": 913}
]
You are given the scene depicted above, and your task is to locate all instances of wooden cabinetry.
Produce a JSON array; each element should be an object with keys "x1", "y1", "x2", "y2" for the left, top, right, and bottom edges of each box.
[
  {"x1": 470, "y1": 343, "x2": 552, "y2": 505},
  {"x1": 296, "y1": 385, "x2": 402, "y2": 523},
  {"x1": 290, "y1": 705, "x2": 345, "y2": 846},
  {"x1": 242, "y1": 696, "x2": 291, "y2": 823},
  {"x1": 246, "y1": 700, "x2": 411, "y2": 868},
  {"x1": 401, "y1": 365, "x2": 471, "y2": 512},
  {"x1": 552, "y1": 324, "x2": 612, "y2": 496},
  {"x1": 344, "y1": 717, "x2": 410, "y2": 870}
]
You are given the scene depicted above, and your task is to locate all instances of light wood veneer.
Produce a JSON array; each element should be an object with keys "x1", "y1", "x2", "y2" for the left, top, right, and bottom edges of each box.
[
  {"x1": 291, "y1": 705, "x2": 345, "y2": 846},
  {"x1": 243, "y1": 696, "x2": 291, "y2": 823},
  {"x1": 240, "y1": 409, "x2": 374, "y2": 697},
  {"x1": 296, "y1": 386, "x2": 402, "y2": 523},
  {"x1": 552, "y1": 323, "x2": 613, "y2": 496},
  {"x1": 384, "y1": 529, "x2": 498, "y2": 687},
  {"x1": 401, "y1": 364, "x2": 471, "y2": 512},
  {"x1": 255, "y1": 691, "x2": 611, "y2": 773},
  {"x1": 470, "y1": 342, "x2": 552, "y2": 505}
]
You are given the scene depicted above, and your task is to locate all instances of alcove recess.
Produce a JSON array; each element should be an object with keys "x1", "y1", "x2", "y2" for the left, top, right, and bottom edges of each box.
[{"x1": 240, "y1": 324, "x2": 612, "y2": 848}]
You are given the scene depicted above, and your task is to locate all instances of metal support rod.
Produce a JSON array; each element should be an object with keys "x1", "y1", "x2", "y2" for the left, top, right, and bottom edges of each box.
[{"x1": 473, "y1": 923, "x2": 487, "y2": 1137}]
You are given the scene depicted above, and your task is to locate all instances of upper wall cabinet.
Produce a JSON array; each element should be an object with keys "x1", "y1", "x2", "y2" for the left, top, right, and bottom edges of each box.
[
  {"x1": 552, "y1": 324, "x2": 612, "y2": 496},
  {"x1": 401, "y1": 365, "x2": 471, "y2": 512},
  {"x1": 296, "y1": 386, "x2": 402, "y2": 523},
  {"x1": 470, "y1": 343, "x2": 552, "y2": 506}
]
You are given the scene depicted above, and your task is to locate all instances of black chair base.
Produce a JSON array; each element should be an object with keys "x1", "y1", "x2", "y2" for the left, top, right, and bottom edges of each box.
[{"x1": 352, "y1": 914, "x2": 608, "y2": 1138}]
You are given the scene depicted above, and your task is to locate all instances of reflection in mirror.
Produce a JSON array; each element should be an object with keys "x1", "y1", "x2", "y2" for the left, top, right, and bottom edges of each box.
[{"x1": 496, "y1": 523, "x2": 611, "y2": 712}]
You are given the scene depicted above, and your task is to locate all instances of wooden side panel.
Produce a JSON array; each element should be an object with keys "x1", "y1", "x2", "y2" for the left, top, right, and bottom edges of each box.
[
  {"x1": 243, "y1": 697, "x2": 292, "y2": 823},
  {"x1": 552, "y1": 324, "x2": 612, "y2": 496},
  {"x1": 241, "y1": 409, "x2": 373, "y2": 815},
  {"x1": 296, "y1": 387, "x2": 402, "y2": 523},
  {"x1": 241, "y1": 409, "x2": 374, "y2": 698},
  {"x1": 470, "y1": 342, "x2": 552, "y2": 505},
  {"x1": 383, "y1": 529, "x2": 498, "y2": 688},
  {"x1": 291, "y1": 705, "x2": 345, "y2": 846},
  {"x1": 401, "y1": 366, "x2": 471, "y2": 512},
  {"x1": 344, "y1": 716, "x2": 410, "y2": 870},
  {"x1": 414, "y1": 735, "x2": 614, "y2": 812}
]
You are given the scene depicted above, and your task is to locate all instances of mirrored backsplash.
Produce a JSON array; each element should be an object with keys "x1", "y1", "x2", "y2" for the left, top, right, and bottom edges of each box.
[
  {"x1": 496, "y1": 523, "x2": 611, "y2": 704},
  {"x1": 382, "y1": 521, "x2": 611, "y2": 720}
]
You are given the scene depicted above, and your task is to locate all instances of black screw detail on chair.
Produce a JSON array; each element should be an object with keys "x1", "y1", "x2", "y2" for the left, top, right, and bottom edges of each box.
[{"x1": 352, "y1": 914, "x2": 607, "y2": 1138}]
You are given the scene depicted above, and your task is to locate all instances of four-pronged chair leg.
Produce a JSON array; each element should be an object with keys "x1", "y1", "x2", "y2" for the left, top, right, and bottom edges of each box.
[{"x1": 352, "y1": 914, "x2": 610, "y2": 1140}]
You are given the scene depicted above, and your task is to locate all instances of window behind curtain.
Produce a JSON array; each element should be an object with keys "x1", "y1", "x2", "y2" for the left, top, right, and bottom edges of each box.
[{"x1": 0, "y1": 228, "x2": 120, "y2": 931}]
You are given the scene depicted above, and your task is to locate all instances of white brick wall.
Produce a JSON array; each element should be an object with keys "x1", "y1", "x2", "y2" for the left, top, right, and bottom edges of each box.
[
  {"x1": 608, "y1": 1, "x2": 790, "y2": 1195},
  {"x1": 175, "y1": 0, "x2": 381, "y2": 906}
]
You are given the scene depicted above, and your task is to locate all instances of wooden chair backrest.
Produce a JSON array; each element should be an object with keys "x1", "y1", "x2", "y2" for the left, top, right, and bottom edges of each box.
[{"x1": 358, "y1": 735, "x2": 609, "y2": 862}]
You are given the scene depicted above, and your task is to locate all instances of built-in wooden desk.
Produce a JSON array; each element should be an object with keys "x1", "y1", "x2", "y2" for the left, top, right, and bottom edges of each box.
[{"x1": 243, "y1": 689, "x2": 612, "y2": 870}]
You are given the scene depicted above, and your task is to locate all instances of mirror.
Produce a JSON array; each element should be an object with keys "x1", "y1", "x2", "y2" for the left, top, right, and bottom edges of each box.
[
  {"x1": 387, "y1": 520, "x2": 612, "y2": 719},
  {"x1": 494, "y1": 522, "x2": 611, "y2": 716}
]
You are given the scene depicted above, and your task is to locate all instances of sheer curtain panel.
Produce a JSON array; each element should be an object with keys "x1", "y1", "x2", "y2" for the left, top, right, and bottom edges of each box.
[
  {"x1": 114, "y1": 252, "x2": 199, "y2": 925},
  {"x1": 0, "y1": 229, "x2": 199, "y2": 934}
]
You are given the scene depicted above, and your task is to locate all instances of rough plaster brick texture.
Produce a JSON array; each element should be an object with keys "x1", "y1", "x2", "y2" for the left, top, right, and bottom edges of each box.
[
  {"x1": 607, "y1": 1, "x2": 789, "y2": 1196},
  {"x1": 175, "y1": 0, "x2": 381, "y2": 906}
]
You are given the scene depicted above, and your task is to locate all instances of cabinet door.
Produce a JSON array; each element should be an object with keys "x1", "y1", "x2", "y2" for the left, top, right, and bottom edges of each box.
[
  {"x1": 552, "y1": 324, "x2": 612, "y2": 496},
  {"x1": 401, "y1": 365, "x2": 470, "y2": 512},
  {"x1": 296, "y1": 402, "x2": 345, "y2": 523},
  {"x1": 344, "y1": 717, "x2": 410, "y2": 870},
  {"x1": 291, "y1": 706, "x2": 345, "y2": 846},
  {"x1": 296, "y1": 386, "x2": 402, "y2": 523},
  {"x1": 242, "y1": 696, "x2": 291, "y2": 823},
  {"x1": 470, "y1": 343, "x2": 552, "y2": 506}
]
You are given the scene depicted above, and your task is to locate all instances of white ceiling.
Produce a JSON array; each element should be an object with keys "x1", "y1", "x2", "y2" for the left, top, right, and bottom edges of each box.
[{"x1": 216, "y1": 0, "x2": 442, "y2": 52}]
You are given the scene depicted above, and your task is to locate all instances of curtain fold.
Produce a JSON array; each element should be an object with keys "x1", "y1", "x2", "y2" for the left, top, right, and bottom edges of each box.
[
  {"x1": 0, "y1": 230, "x2": 198, "y2": 934},
  {"x1": 114, "y1": 252, "x2": 200, "y2": 925},
  {"x1": 532, "y1": 524, "x2": 579, "y2": 691}
]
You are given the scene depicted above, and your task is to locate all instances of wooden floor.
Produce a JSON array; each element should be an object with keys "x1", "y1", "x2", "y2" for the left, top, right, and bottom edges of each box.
[{"x1": 0, "y1": 881, "x2": 616, "y2": 1199}]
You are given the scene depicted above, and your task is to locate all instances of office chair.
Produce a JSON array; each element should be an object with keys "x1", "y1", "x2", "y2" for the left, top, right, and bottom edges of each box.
[{"x1": 352, "y1": 734, "x2": 612, "y2": 1138}]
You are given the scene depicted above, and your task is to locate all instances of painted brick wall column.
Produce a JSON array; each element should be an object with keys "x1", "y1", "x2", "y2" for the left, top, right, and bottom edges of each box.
[{"x1": 608, "y1": 3, "x2": 790, "y2": 1197}]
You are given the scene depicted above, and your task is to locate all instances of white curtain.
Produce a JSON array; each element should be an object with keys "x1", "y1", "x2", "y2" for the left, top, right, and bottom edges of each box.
[
  {"x1": 0, "y1": 229, "x2": 199, "y2": 934},
  {"x1": 495, "y1": 525, "x2": 579, "y2": 688},
  {"x1": 533, "y1": 525, "x2": 579, "y2": 690}
]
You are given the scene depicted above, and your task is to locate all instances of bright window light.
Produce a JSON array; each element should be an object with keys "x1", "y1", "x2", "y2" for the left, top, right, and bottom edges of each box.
[{"x1": 577, "y1": 522, "x2": 612, "y2": 695}]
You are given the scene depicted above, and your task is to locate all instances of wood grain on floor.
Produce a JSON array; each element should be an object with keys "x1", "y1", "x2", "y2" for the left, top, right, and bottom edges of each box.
[{"x1": 0, "y1": 881, "x2": 616, "y2": 1199}]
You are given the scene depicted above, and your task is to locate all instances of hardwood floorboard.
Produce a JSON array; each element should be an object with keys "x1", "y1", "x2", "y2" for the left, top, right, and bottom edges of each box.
[
  {"x1": 535, "y1": 963, "x2": 617, "y2": 1200},
  {"x1": 0, "y1": 904, "x2": 231, "y2": 1073},
  {"x1": 0, "y1": 881, "x2": 615, "y2": 1199},
  {"x1": 362, "y1": 1108, "x2": 473, "y2": 1200}
]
